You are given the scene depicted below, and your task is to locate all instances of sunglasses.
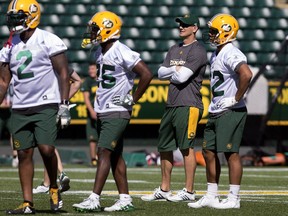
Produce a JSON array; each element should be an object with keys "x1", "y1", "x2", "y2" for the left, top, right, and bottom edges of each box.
[{"x1": 179, "y1": 22, "x2": 193, "y2": 28}]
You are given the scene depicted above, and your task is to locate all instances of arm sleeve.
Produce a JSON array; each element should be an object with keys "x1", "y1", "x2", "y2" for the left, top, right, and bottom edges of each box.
[
  {"x1": 120, "y1": 44, "x2": 141, "y2": 71},
  {"x1": 226, "y1": 48, "x2": 247, "y2": 72},
  {"x1": 158, "y1": 66, "x2": 176, "y2": 80},
  {"x1": 46, "y1": 33, "x2": 67, "y2": 57},
  {"x1": 170, "y1": 66, "x2": 194, "y2": 84},
  {"x1": 0, "y1": 47, "x2": 11, "y2": 63}
]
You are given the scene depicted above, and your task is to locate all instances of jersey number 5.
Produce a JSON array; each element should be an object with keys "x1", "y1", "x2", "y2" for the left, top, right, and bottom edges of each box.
[{"x1": 100, "y1": 64, "x2": 116, "y2": 89}]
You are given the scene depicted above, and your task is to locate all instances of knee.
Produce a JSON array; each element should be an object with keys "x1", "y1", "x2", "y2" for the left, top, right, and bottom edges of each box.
[
  {"x1": 38, "y1": 145, "x2": 55, "y2": 158},
  {"x1": 97, "y1": 147, "x2": 111, "y2": 160},
  {"x1": 17, "y1": 149, "x2": 33, "y2": 162},
  {"x1": 225, "y1": 152, "x2": 240, "y2": 163},
  {"x1": 202, "y1": 149, "x2": 215, "y2": 161}
]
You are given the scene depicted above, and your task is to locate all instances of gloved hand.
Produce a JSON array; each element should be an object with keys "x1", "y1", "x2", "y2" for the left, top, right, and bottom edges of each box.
[
  {"x1": 217, "y1": 97, "x2": 238, "y2": 109},
  {"x1": 112, "y1": 94, "x2": 135, "y2": 106},
  {"x1": 56, "y1": 104, "x2": 71, "y2": 129}
]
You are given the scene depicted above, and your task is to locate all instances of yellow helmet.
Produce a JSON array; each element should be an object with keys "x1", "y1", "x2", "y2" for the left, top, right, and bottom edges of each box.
[
  {"x1": 6, "y1": 0, "x2": 41, "y2": 34},
  {"x1": 82, "y1": 11, "x2": 122, "y2": 48},
  {"x1": 207, "y1": 13, "x2": 239, "y2": 46}
]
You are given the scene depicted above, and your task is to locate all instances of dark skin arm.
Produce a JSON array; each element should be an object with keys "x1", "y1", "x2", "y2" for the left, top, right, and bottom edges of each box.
[
  {"x1": 132, "y1": 60, "x2": 153, "y2": 103},
  {"x1": 0, "y1": 62, "x2": 12, "y2": 104},
  {"x1": 50, "y1": 52, "x2": 70, "y2": 101},
  {"x1": 235, "y1": 63, "x2": 253, "y2": 102}
]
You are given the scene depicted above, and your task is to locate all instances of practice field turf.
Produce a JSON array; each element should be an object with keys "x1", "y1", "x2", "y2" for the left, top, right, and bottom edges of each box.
[{"x1": 0, "y1": 165, "x2": 288, "y2": 215}]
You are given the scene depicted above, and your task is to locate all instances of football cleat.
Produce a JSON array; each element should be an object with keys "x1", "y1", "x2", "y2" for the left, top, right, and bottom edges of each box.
[
  {"x1": 214, "y1": 196, "x2": 240, "y2": 209},
  {"x1": 188, "y1": 195, "x2": 220, "y2": 208},
  {"x1": 49, "y1": 188, "x2": 63, "y2": 212},
  {"x1": 104, "y1": 199, "x2": 134, "y2": 212},
  {"x1": 32, "y1": 183, "x2": 49, "y2": 194},
  {"x1": 141, "y1": 187, "x2": 172, "y2": 201},
  {"x1": 6, "y1": 202, "x2": 35, "y2": 214},
  {"x1": 73, "y1": 194, "x2": 101, "y2": 212},
  {"x1": 59, "y1": 172, "x2": 70, "y2": 193},
  {"x1": 167, "y1": 188, "x2": 196, "y2": 202}
]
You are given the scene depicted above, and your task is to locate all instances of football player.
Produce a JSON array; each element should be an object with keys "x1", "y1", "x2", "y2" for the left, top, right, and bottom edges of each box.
[
  {"x1": 0, "y1": 0, "x2": 70, "y2": 214},
  {"x1": 188, "y1": 14, "x2": 252, "y2": 209},
  {"x1": 73, "y1": 11, "x2": 153, "y2": 212}
]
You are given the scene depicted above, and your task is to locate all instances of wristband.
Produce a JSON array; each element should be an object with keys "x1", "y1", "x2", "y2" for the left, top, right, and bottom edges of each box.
[{"x1": 61, "y1": 99, "x2": 70, "y2": 105}]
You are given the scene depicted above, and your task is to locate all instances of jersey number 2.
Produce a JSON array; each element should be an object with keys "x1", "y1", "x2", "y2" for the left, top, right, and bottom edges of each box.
[
  {"x1": 16, "y1": 50, "x2": 34, "y2": 80},
  {"x1": 211, "y1": 71, "x2": 224, "y2": 97}
]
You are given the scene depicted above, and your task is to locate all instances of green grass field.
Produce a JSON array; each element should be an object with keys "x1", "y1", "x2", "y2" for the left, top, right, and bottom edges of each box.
[{"x1": 0, "y1": 164, "x2": 288, "y2": 216}]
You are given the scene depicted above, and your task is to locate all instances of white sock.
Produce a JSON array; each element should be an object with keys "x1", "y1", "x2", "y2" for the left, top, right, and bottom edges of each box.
[
  {"x1": 90, "y1": 192, "x2": 100, "y2": 200},
  {"x1": 119, "y1": 194, "x2": 132, "y2": 201},
  {"x1": 206, "y1": 182, "x2": 218, "y2": 196},
  {"x1": 229, "y1": 184, "x2": 240, "y2": 199}
]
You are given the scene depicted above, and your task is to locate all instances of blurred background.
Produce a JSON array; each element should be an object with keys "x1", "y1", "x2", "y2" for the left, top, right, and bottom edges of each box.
[{"x1": 0, "y1": 0, "x2": 288, "y2": 162}]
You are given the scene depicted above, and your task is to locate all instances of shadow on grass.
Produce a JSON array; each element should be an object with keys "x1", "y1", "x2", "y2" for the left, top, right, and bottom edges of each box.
[{"x1": 36, "y1": 209, "x2": 68, "y2": 214}]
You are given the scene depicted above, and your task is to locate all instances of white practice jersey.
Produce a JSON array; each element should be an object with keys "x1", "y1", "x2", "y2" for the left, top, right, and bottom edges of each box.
[
  {"x1": 0, "y1": 28, "x2": 67, "y2": 109},
  {"x1": 94, "y1": 40, "x2": 141, "y2": 113},
  {"x1": 209, "y1": 43, "x2": 247, "y2": 113}
]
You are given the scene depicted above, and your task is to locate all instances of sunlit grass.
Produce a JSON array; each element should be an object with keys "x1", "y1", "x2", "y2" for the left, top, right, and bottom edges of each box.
[{"x1": 1, "y1": 165, "x2": 288, "y2": 215}]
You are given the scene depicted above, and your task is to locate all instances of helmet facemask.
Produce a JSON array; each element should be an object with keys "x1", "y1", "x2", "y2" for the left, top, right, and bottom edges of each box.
[
  {"x1": 82, "y1": 22, "x2": 101, "y2": 48},
  {"x1": 6, "y1": 10, "x2": 28, "y2": 34},
  {"x1": 208, "y1": 27, "x2": 220, "y2": 46}
]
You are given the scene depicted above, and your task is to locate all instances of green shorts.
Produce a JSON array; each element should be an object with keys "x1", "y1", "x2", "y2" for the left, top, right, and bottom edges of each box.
[
  {"x1": 158, "y1": 106, "x2": 203, "y2": 152},
  {"x1": 97, "y1": 118, "x2": 130, "y2": 152},
  {"x1": 11, "y1": 108, "x2": 58, "y2": 150},
  {"x1": 203, "y1": 108, "x2": 247, "y2": 153},
  {"x1": 86, "y1": 116, "x2": 98, "y2": 142}
]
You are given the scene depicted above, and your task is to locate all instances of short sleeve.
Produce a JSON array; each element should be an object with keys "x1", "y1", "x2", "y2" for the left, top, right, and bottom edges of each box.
[
  {"x1": 184, "y1": 43, "x2": 207, "y2": 73},
  {"x1": 0, "y1": 47, "x2": 11, "y2": 63},
  {"x1": 119, "y1": 43, "x2": 141, "y2": 71},
  {"x1": 225, "y1": 48, "x2": 247, "y2": 71},
  {"x1": 45, "y1": 33, "x2": 67, "y2": 57},
  {"x1": 80, "y1": 78, "x2": 90, "y2": 92},
  {"x1": 162, "y1": 50, "x2": 172, "y2": 67}
]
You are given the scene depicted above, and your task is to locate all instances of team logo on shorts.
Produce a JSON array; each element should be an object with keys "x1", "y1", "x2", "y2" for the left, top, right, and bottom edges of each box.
[
  {"x1": 189, "y1": 132, "x2": 195, "y2": 139},
  {"x1": 14, "y1": 140, "x2": 20, "y2": 149},
  {"x1": 202, "y1": 140, "x2": 207, "y2": 148},
  {"x1": 111, "y1": 140, "x2": 117, "y2": 149},
  {"x1": 226, "y1": 143, "x2": 232, "y2": 150}
]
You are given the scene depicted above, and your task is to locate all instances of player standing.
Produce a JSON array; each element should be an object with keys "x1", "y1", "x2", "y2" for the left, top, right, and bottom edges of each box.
[
  {"x1": 188, "y1": 13, "x2": 252, "y2": 209},
  {"x1": 73, "y1": 11, "x2": 153, "y2": 212},
  {"x1": 0, "y1": 0, "x2": 71, "y2": 214},
  {"x1": 141, "y1": 13, "x2": 207, "y2": 202}
]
